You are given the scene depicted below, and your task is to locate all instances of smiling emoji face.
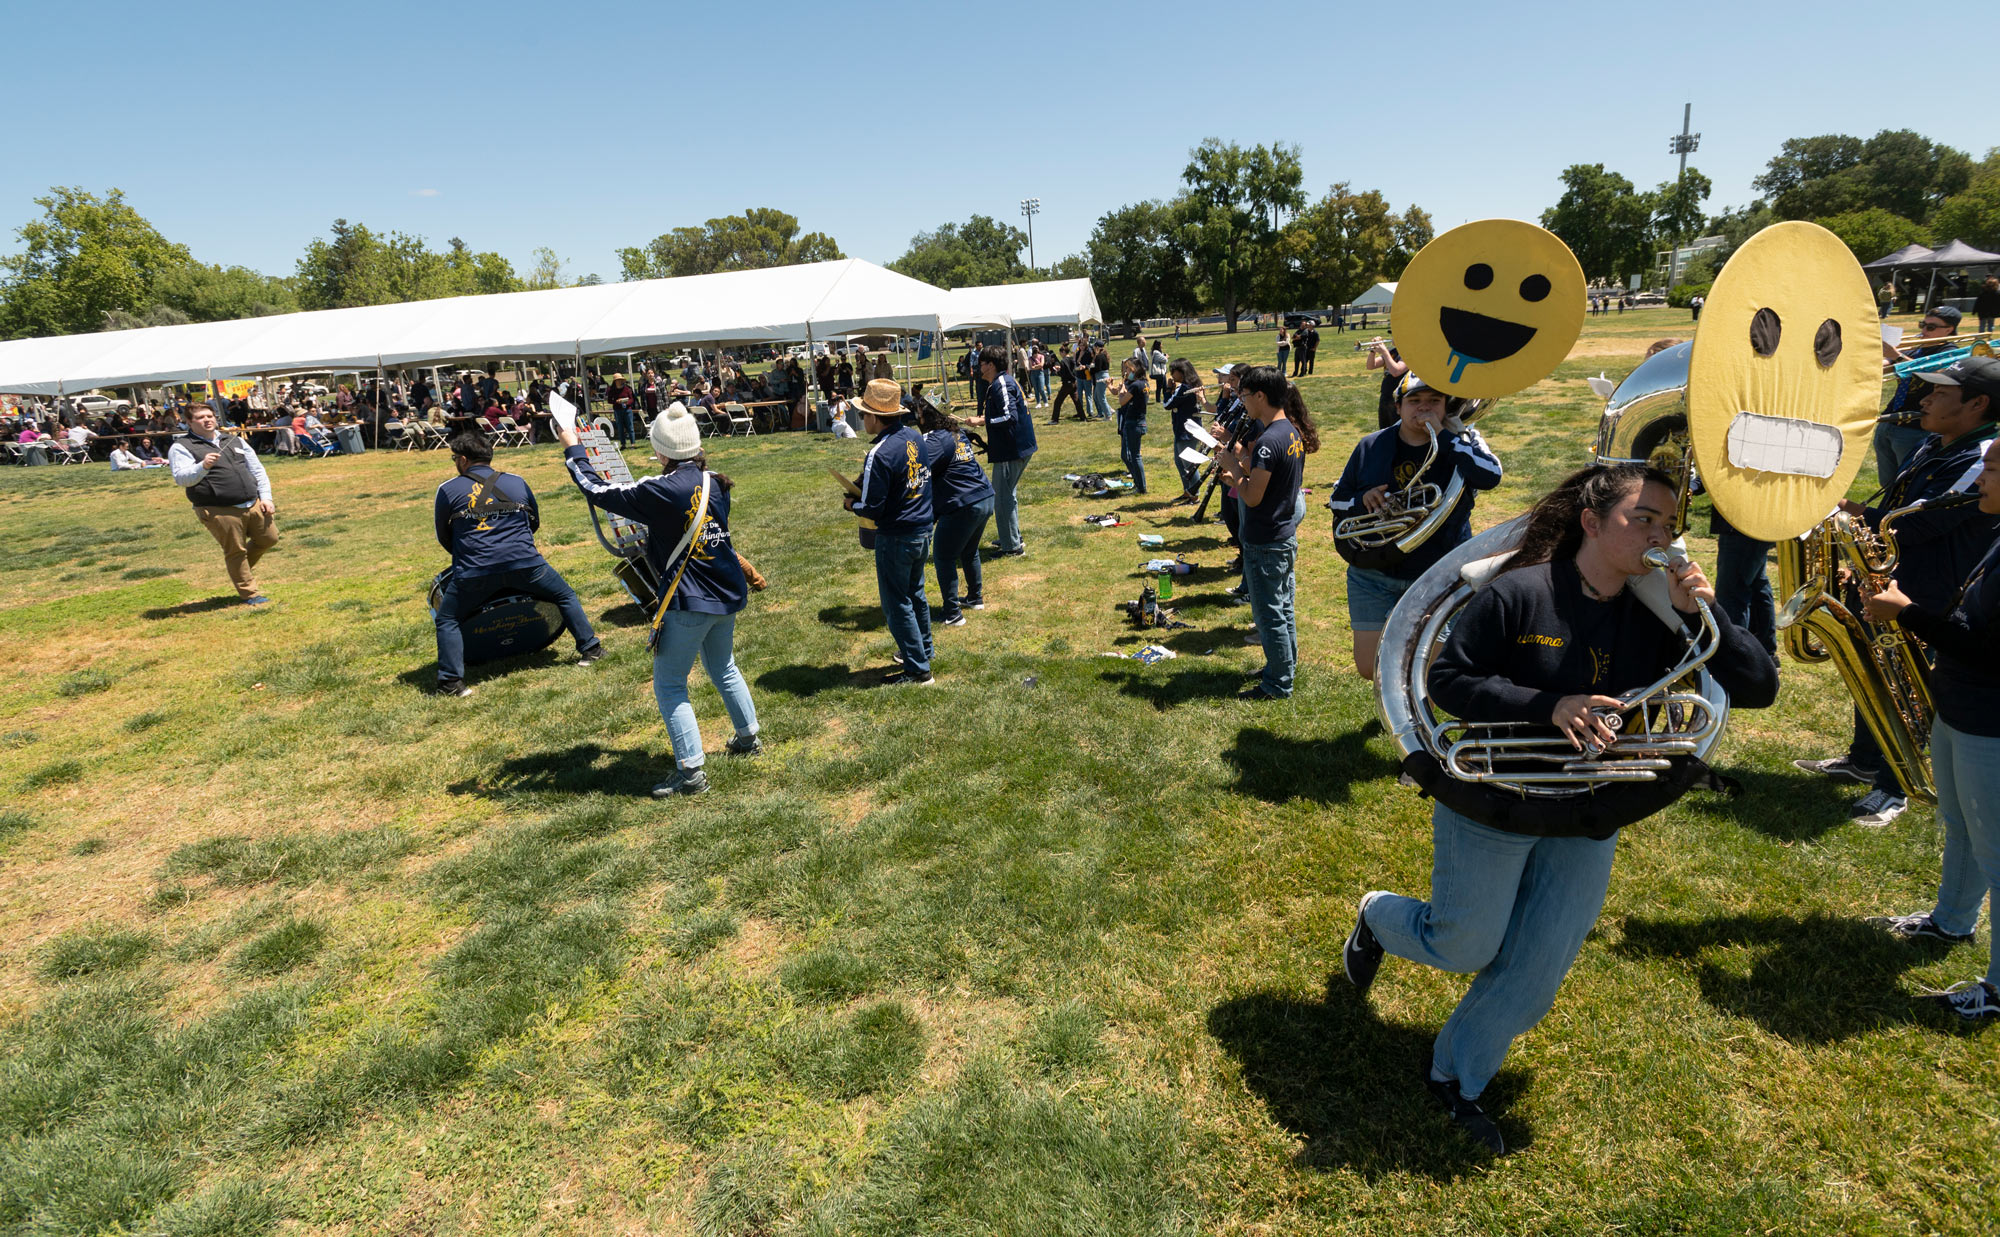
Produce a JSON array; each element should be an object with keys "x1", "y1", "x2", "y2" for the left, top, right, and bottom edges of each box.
[
  {"x1": 1686, "y1": 221, "x2": 1878, "y2": 542},
  {"x1": 1393, "y1": 220, "x2": 1586, "y2": 400}
]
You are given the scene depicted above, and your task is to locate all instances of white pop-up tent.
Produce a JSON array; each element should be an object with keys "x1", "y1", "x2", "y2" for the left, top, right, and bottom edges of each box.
[
  {"x1": 1350, "y1": 282, "x2": 1396, "y2": 308},
  {"x1": 940, "y1": 279, "x2": 1103, "y2": 332}
]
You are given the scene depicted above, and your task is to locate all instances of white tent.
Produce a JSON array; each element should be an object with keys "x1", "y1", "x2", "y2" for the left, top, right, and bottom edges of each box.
[
  {"x1": 940, "y1": 279, "x2": 1102, "y2": 331},
  {"x1": 1350, "y1": 282, "x2": 1396, "y2": 308}
]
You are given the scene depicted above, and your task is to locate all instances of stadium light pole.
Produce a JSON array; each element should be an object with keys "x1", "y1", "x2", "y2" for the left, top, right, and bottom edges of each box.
[
  {"x1": 1020, "y1": 197, "x2": 1041, "y2": 272},
  {"x1": 1664, "y1": 104, "x2": 1700, "y2": 293}
]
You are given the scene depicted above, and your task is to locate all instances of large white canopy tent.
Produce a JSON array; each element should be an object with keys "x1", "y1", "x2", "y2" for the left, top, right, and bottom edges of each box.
[
  {"x1": 939, "y1": 279, "x2": 1103, "y2": 332},
  {"x1": 0, "y1": 259, "x2": 1016, "y2": 399}
]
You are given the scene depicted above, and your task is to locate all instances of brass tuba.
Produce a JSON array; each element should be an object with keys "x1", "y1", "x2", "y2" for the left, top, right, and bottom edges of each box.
[
  {"x1": 1333, "y1": 400, "x2": 1494, "y2": 570},
  {"x1": 1375, "y1": 342, "x2": 1734, "y2": 833}
]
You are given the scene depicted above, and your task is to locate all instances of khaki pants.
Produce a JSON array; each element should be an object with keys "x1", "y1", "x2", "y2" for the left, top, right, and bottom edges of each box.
[{"x1": 195, "y1": 505, "x2": 279, "y2": 599}]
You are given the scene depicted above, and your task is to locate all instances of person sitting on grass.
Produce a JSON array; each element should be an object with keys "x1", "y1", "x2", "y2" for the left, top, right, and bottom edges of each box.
[{"x1": 556, "y1": 403, "x2": 762, "y2": 796}]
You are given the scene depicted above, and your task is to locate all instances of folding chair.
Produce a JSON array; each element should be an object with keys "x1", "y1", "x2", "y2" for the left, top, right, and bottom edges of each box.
[
  {"x1": 493, "y1": 416, "x2": 530, "y2": 448},
  {"x1": 723, "y1": 402, "x2": 754, "y2": 436}
]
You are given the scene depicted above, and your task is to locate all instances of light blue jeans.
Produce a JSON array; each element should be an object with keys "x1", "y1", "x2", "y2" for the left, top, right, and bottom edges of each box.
[
  {"x1": 652, "y1": 609, "x2": 758, "y2": 769},
  {"x1": 989, "y1": 457, "x2": 1029, "y2": 553},
  {"x1": 1090, "y1": 377, "x2": 1111, "y2": 420},
  {"x1": 874, "y1": 528, "x2": 934, "y2": 674},
  {"x1": 1241, "y1": 536, "x2": 1297, "y2": 696},
  {"x1": 1118, "y1": 417, "x2": 1147, "y2": 493},
  {"x1": 1930, "y1": 719, "x2": 2000, "y2": 987},
  {"x1": 1366, "y1": 802, "x2": 1619, "y2": 1100}
]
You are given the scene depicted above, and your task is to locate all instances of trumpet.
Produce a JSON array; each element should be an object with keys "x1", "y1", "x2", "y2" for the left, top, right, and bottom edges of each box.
[{"x1": 1354, "y1": 337, "x2": 1395, "y2": 352}]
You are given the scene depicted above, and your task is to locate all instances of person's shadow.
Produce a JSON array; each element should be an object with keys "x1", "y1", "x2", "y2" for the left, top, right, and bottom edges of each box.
[
  {"x1": 1612, "y1": 912, "x2": 1975, "y2": 1042},
  {"x1": 1209, "y1": 990, "x2": 1523, "y2": 1175},
  {"x1": 1680, "y1": 766, "x2": 1855, "y2": 843},
  {"x1": 1222, "y1": 721, "x2": 1397, "y2": 805},
  {"x1": 755, "y1": 662, "x2": 865, "y2": 698},
  {"x1": 1098, "y1": 666, "x2": 1249, "y2": 709},
  {"x1": 816, "y1": 605, "x2": 884, "y2": 632},
  {"x1": 446, "y1": 741, "x2": 662, "y2": 800},
  {"x1": 141, "y1": 596, "x2": 241, "y2": 620}
]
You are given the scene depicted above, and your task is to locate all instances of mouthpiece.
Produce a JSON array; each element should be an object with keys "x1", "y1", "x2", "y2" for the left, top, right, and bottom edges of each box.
[{"x1": 1642, "y1": 548, "x2": 1676, "y2": 571}]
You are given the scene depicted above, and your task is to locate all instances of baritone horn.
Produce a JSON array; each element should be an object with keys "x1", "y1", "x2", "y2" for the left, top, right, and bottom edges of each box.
[{"x1": 1332, "y1": 398, "x2": 1494, "y2": 570}]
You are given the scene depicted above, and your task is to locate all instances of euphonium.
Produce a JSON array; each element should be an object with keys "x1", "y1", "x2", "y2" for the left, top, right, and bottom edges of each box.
[
  {"x1": 1333, "y1": 400, "x2": 1493, "y2": 569},
  {"x1": 1773, "y1": 493, "x2": 1979, "y2": 805},
  {"x1": 1375, "y1": 342, "x2": 1732, "y2": 834}
]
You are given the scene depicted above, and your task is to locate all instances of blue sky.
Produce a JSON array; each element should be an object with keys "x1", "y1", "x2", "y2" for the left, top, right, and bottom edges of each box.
[{"x1": 6, "y1": 0, "x2": 1985, "y2": 282}]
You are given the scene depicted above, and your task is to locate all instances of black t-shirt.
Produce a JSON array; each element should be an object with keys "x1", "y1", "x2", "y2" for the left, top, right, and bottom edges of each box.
[
  {"x1": 1119, "y1": 377, "x2": 1148, "y2": 424},
  {"x1": 1376, "y1": 348, "x2": 1403, "y2": 428},
  {"x1": 1388, "y1": 434, "x2": 1431, "y2": 491},
  {"x1": 1240, "y1": 418, "x2": 1305, "y2": 544},
  {"x1": 1164, "y1": 384, "x2": 1202, "y2": 437}
]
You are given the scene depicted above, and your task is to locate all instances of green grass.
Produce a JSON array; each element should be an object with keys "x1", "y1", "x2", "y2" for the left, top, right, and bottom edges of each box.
[{"x1": 0, "y1": 309, "x2": 1994, "y2": 1233}]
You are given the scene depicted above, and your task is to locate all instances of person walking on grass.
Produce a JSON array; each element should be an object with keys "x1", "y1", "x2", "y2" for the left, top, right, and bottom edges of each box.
[
  {"x1": 1210, "y1": 365, "x2": 1319, "y2": 700},
  {"x1": 961, "y1": 345, "x2": 1036, "y2": 557},
  {"x1": 169, "y1": 403, "x2": 279, "y2": 607},
  {"x1": 432, "y1": 429, "x2": 602, "y2": 699},
  {"x1": 1049, "y1": 343, "x2": 1085, "y2": 424},
  {"x1": 558, "y1": 404, "x2": 762, "y2": 796},
  {"x1": 847, "y1": 379, "x2": 938, "y2": 684},
  {"x1": 918, "y1": 395, "x2": 994, "y2": 627}
]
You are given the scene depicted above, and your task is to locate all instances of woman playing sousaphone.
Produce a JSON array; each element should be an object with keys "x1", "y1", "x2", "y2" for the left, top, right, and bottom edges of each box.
[{"x1": 1341, "y1": 463, "x2": 1779, "y2": 1153}]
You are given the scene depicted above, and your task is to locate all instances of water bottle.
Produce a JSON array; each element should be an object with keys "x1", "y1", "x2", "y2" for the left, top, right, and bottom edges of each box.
[{"x1": 1157, "y1": 571, "x2": 1173, "y2": 601}]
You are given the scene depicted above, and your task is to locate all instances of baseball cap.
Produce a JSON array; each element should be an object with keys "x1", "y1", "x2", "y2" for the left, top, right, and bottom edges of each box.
[
  {"x1": 1212, "y1": 363, "x2": 1239, "y2": 376},
  {"x1": 1396, "y1": 373, "x2": 1443, "y2": 401},
  {"x1": 1927, "y1": 305, "x2": 1963, "y2": 329},
  {"x1": 1918, "y1": 355, "x2": 2000, "y2": 403}
]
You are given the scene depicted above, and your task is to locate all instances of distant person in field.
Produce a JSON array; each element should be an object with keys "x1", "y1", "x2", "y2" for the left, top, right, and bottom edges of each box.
[
  {"x1": 429, "y1": 428, "x2": 602, "y2": 698},
  {"x1": 961, "y1": 345, "x2": 1037, "y2": 557},
  {"x1": 170, "y1": 403, "x2": 279, "y2": 606}
]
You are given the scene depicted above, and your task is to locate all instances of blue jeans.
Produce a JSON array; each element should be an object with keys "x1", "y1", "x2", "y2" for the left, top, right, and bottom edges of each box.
[
  {"x1": 614, "y1": 406, "x2": 636, "y2": 445},
  {"x1": 1090, "y1": 377, "x2": 1111, "y2": 420},
  {"x1": 932, "y1": 498, "x2": 992, "y2": 618},
  {"x1": 1345, "y1": 565, "x2": 1413, "y2": 633},
  {"x1": 653, "y1": 609, "x2": 758, "y2": 768},
  {"x1": 874, "y1": 529, "x2": 934, "y2": 674},
  {"x1": 1173, "y1": 432, "x2": 1202, "y2": 495},
  {"x1": 1118, "y1": 417, "x2": 1147, "y2": 493},
  {"x1": 1367, "y1": 802, "x2": 1619, "y2": 1100},
  {"x1": 434, "y1": 562, "x2": 598, "y2": 684},
  {"x1": 1031, "y1": 369, "x2": 1049, "y2": 403},
  {"x1": 1874, "y1": 418, "x2": 1929, "y2": 489},
  {"x1": 1713, "y1": 527, "x2": 1776, "y2": 656},
  {"x1": 989, "y1": 457, "x2": 1029, "y2": 553},
  {"x1": 1241, "y1": 536, "x2": 1297, "y2": 696},
  {"x1": 1930, "y1": 719, "x2": 2000, "y2": 987}
]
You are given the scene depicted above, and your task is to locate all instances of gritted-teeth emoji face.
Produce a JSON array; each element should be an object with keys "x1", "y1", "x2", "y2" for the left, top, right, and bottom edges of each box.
[
  {"x1": 1394, "y1": 220, "x2": 1586, "y2": 400},
  {"x1": 1686, "y1": 220, "x2": 1879, "y2": 542}
]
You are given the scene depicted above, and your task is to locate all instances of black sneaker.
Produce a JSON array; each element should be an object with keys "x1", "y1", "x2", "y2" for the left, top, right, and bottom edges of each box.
[
  {"x1": 963, "y1": 598, "x2": 986, "y2": 610},
  {"x1": 1238, "y1": 684, "x2": 1287, "y2": 701},
  {"x1": 434, "y1": 681, "x2": 474, "y2": 698},
  {"x1": 1425, "y1": 1075, "x2": 1506, "y2": 1155},
  {"x1": 1343, "y1": 891, "x2": 1387, "y2": 995},
  {"x1": 725, "y1": 733, "x2": 763, "y2": 757},
  {"x1": 1921, "y1": 978, "x2": 2000, "y2": 1021},
  {"x1": 882, "y1": 670, "x2": 936, "y2": 687},
  {"x1": 575, "y1": 643, "x2": 606, "y2": 666},
  {"x1": 652, "y1": 766, "x2": 709, "y2": 797},
  {"x1": 1792, "y1": 755, "x2": 1879, "y2": 785},
  {"x1": 940, "y1": 613, "x2": 967, "y2": 627},
  {"x1": 1868, "y1": 911, "x2": 1975, "y2": 944}
]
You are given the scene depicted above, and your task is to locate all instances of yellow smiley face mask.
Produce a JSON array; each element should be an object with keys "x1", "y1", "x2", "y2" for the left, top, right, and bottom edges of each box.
[
  {"x1": 1686, "y1": 221, "x2": 1878, "y2": 542},
  {"x1": 1392, "y1": 219, "x2": 1587, "y2": 400}
]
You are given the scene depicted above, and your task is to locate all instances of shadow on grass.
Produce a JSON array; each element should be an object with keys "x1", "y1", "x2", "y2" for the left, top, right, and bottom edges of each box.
[
  {"x1": 1223, "y1": 722, "x2": 1395, "y2": 805},
  {"x1": 817, "y1": 605, "x2": 885, "y2": 632},
  {"x1": 1683, "y1": 767, "x2": 1854, "y2": 842},
  {"x1": 1099, "y1": 666, "x2": 1250, "y2": 709},
  {"x1": 1165, "y1": 590, "x2": 1248, "y2": 614},
  {"x1": 598, "y1": 602, "x2": 651, "y2": 629},
  {"x1": 447, "y1": 741, "x2": 661, "y2": 799},
  {"x1": 1208, "y1": 991, "x2": 1519, "y2": 1177},
  {"x1": 1613, "y1": 912, "x2": 1959, "y2": 1042},
  {"x1": 141, "y1": 596, "x2": 242, "y2": 620},
  {"x1": 391, "y1": 646, "x2": 570, "y2": 692},
  {"x1": 756, "y1": 662, "x2": 863, "y2": 698}
]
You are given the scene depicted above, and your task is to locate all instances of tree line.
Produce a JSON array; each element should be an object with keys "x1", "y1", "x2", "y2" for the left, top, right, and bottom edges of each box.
[{"x1": 5, "y1": 127, "x2": 1996, "y2": 341}]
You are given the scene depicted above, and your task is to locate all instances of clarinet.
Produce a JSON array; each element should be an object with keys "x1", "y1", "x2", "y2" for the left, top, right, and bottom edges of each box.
[{"x1": 1193, "y1": 408, "x2": 1255, "y2": 521}]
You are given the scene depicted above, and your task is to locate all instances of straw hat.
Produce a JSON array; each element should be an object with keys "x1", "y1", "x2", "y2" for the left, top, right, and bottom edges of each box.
[{"x1": 857, "y1": 378, "x2": 904, "y2": 418}]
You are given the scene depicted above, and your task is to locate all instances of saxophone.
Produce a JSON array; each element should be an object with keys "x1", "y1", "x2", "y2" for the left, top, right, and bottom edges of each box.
[{"x1": 1774, "y1": 495, "x2": 1980, "y2": 805}]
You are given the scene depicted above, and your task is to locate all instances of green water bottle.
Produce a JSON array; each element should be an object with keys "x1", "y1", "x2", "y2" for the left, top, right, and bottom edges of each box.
[{"x1": 1156, "y1": 570, "x2": 1173, "y2": 601}]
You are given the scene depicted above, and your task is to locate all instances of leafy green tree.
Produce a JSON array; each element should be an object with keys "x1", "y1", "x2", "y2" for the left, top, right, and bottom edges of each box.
[
  {"x1": 0, "y1": 187, "x2": 193, "y2": 338},
  {"x1": 1044, "y1": 254, "x2": 1090, "y2": 280},
  {"x1": 1707, "y1": 200, "x2": 1778, "y2": 265},
  {"x1": 1653, "y1": 167, "x2": 1714, "y2": 251},
  {"x1": 1755, "y1": 130, "x2": 1973, "y2": 223},
  {"x1": 102, "y1": 305, "x2": 191, "y2": 330},
  {"x1": 1816, "y1": 207, "x2": 1931, "y2": 265},
  {"x1": 151, "y1": 261, "x2": 297, "y2": 322},
  {"x1": 1860, "y1": 129, "x2": 1973, "y2": 223},
  {"x1": 888, "y1": 215, "x2": 1030, "y2": 288},
  {"x1": 1541, "y1": 164, "x2": 1656, "y2": 282},
  {"x1": 1276, "y1": 183, "x2": 1432, "y2": 312},
  {"x1": 1173, "y1": 138, "x2": 1305, "y2": 330},
  {"x1": 1084, "y1": 201, "x2": 1197, "y2": 324},
  {"x1": 1752, "y1": 135, "x2": 1867, "y2": 218},
  {"x1": 1926, "y1": 161, "x2": 2000, "y2": 251},
  {"x1": 295, "y1": 221, "x2": 521, "y2": 309},
  {"x1": 524, "y1": 247, "x2": 568, "y2": 290},
  {"x1": 618, "y1": 208, "x2": 843, "y2": 281}
]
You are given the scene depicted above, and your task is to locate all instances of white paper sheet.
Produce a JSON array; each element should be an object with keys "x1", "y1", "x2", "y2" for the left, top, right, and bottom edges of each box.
[
  {"x1": 1880, "y1": 324, "x2": 1905, "y2": 348},
  {"x1": 1182, "y1": 420, "x2": 1219, "y2": 449},
  {"x1": 1178, "y1": 445, "x2": 1210, "y2": 465},
  {"x1": 549, "y1": 390, "x2": 578, "y2": 432}
]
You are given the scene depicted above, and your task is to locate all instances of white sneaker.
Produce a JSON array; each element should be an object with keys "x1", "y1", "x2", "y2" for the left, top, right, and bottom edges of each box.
[{"x1": 1851, "y1": 789, "x2": 1908, "y2": 828}]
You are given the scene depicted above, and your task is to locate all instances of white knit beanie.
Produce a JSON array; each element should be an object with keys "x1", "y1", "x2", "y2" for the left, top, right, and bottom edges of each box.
[{"x1": 649, "y1": 401, "x2": 702, "y2": 460}]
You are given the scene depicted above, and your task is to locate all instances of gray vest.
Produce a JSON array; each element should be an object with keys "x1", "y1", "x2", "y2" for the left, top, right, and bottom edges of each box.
[{"x1": 175, "y1": 432, "x2": 260, "y2": 506}]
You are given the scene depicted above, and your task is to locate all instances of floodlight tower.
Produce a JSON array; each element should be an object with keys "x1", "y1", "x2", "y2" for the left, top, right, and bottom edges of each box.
[
  {"x1": 1665, "y1": 104, "x2": 1701, "y2": 292},
  {"x1": 1021, "y1": 197, "x2": 1041, "y2": 272}
]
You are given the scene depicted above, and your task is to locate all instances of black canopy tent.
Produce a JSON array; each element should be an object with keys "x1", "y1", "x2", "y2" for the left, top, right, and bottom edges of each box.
[{"x1": 1865, "y1": 238, "x2": 2000, "y2": 314}]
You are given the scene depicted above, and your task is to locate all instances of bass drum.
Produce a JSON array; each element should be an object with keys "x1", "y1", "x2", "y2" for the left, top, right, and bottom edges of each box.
[{"x1": 427, "y1": 568, "x2": 567, "y2": 665}]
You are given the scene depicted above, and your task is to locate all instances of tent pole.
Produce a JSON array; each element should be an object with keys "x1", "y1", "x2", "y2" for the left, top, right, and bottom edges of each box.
[
  {"x1": 375, "y1": 357, "x2": 385, "y2": 449},
  {"x1": 1924, "y1": 265, "x2": 1939, "y2": 315},
  {"x1": 575, "y1": 345, "x2": 591, "y2": 430},
  {"x1": 805, "y1": 322, "x2": 816, "y2": 429}
]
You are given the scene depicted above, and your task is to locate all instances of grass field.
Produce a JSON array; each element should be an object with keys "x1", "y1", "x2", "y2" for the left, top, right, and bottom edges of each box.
[{"x1": 2, "y1": 307, "x2": 1994, "y2": 1235}]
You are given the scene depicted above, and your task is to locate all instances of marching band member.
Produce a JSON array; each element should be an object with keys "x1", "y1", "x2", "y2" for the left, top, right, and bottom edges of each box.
[
  {"x1": 848, "y1": 379, "x2": 938, "y2": 685},
  {"x1": 1212, "y1": 365, "x2": 1319, "y2": 700},
  {"x1": 1795, "y1": 357, "x2": 2000, "y2": 827},
  {"x1": 1342, "y1": 464, "x2": 1778, "y2": 1153},
  {"x1": 557, "y1": 405, "x2": 761, "y2": 797},
  {"x1": 917, "y1": 396, "x2": 995, "y2": 627},
  {"x1": 1162, "y1": 359, "x2": 1207, "y2": 504},
  {"x1": 1328, "y1": 374, "x2": 1503, "y2": 680},
  {"x1": 1863, "y1": 418, "x2": 2000, "y2": 1022}
]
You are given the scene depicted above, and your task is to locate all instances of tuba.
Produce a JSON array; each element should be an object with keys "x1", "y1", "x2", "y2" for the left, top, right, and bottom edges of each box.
[
  {"x1": 1333, "y1": 399, "x2": 1494, "y2": 570},
  {"x1": 1375, "y1": 342, "x2": 1731, "y2": 833}
]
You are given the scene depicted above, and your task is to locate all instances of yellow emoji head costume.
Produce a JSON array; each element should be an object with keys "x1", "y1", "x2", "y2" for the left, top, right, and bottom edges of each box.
[
  {"x1": 1686, "y1": 221, "x2": 1878, "y2": 542},
  {"x1": 1392, "y1": 219, "x2": 1587, "y2": 400}
]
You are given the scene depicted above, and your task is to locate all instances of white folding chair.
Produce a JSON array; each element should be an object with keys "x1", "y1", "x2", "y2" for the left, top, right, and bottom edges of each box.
[
  {"x1": 493, "y1": 416, "x2": 530, "y2": 448},
  {"x1": 723, "y1": 402, "x2": 754, "y2": 436}
]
